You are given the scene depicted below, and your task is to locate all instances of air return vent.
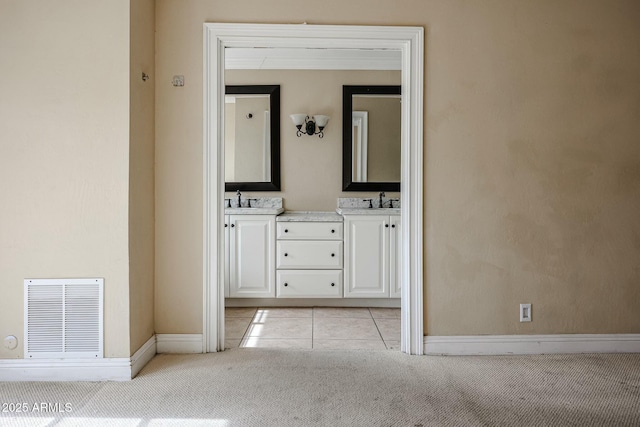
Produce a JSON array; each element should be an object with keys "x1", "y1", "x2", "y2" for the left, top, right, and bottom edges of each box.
[{"x1": 24, "y1": 278, "x2": 103, "y2": 358}]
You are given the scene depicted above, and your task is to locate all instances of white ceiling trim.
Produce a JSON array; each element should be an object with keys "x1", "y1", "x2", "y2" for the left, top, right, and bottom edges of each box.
[{"x1": 225, "y1": 48, "x2": 402, "y2": 70}]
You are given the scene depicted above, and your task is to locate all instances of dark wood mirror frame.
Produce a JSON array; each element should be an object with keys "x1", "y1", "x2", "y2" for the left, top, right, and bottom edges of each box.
[
  {"x1": 342, "y1": 85, "x2": 401, "y2": 192},
  {"x1": 225, "y1": 85, "x2": 281, "y2": 191}
]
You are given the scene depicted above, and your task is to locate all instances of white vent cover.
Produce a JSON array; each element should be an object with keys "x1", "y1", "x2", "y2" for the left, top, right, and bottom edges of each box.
[{"x1": 24, "y1": 278, "x2": 103, "y2": 359}]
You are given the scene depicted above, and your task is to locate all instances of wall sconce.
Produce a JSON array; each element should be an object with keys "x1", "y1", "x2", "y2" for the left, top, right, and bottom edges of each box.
[{"x1": 290, "y1": 114, "x2": 330, "y2": 138}]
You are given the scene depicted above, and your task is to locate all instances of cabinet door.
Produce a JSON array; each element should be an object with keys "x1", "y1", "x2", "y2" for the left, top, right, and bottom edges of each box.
[
  {"x1": 229, "y1": 215, "x2": 275, "y2": 298},
  {"x1": 224, "y1": 215, "x2": 230, "y2": 298},
  {"x1": 389, "y1": 215, "x2": 401, "y2": 298},
  {"x1": 344, "y1": 215, "x2": 389, "y2": 298}
]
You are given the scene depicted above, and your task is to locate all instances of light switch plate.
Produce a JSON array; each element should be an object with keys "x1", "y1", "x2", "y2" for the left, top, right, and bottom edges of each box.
[{"x1": 520, "y1": 304, "x2": 532, "y2": 322}]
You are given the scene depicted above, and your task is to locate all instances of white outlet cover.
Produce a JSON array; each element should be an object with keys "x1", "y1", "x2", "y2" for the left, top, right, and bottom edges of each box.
[
  {"x1": 4, "y1": 335, "x2": 18, "y2": 350},
  {"x1": 520, "y1": 304, "x2": 532, "y2": 322}
]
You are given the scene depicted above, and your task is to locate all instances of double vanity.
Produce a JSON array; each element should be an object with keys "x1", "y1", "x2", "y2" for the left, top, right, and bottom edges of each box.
[
  {"x1": 224, "y1": 197, "x2": 400, "y2": 302},
  {"x1": 223, "y1": 83, "x2": 402, "y2": 306}
]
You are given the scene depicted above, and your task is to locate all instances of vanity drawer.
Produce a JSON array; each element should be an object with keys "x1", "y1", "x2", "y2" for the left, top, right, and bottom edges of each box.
[
  {"x1": 277, "y1": 222, "x2": 343, "y2": 240},
  {"x1": 277, "y1": 270, "x2": 342, "y2": 298},
  {"x1": 277, "y1": 241, "x2": 343, "y2": 269}
]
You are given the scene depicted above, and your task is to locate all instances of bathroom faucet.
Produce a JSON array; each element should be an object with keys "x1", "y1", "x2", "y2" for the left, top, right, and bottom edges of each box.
[
  {"x1": 236, "y1": 190, "x2": 242, "y2": 208},
  {"x1": 378, "y1": 192, "x2": 385, "y2": 208}
]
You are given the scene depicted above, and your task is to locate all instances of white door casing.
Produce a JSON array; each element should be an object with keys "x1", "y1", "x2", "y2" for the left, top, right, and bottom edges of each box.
[{"x1": 203, "y1": 23, "x2": 424, "y2": 354}]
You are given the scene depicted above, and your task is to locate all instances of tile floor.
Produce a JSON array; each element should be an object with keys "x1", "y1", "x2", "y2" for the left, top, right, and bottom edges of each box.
[{"x1": 225, "y1": 307, "x2": 400, "y2": 350}]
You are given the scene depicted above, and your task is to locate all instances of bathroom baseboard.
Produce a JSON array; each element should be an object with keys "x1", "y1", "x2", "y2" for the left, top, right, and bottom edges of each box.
[{"x1": 225, "y1": 298, "x2": 401, "y2": 308}]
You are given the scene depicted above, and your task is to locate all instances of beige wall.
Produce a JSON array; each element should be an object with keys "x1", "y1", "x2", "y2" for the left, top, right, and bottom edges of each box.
[
  {"x1": 156, "y1": 0, "x2": 640, "y2": 336},
  {"x1": 5, "y1": 0, "x2": 636, "y2": 351},
  {"x1": 129, "y1": 0, "x2": 156, "y2": 355},
  {"x1": 0, "y1": 0, "x2": 132, "y2": 358}
]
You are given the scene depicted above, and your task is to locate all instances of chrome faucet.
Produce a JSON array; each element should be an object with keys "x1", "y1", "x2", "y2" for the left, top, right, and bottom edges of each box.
[
  {"x1": 378, "y1": 192, "x2": 385, "y2": 208},
  {"x1": 236, "y1": 190, "x2": 242, "y2": 208}
]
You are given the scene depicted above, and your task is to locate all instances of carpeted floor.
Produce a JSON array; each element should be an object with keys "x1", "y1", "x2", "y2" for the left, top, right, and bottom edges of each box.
[{"x1": 1, "y1": 350, "x2": 639, "y2": 426}]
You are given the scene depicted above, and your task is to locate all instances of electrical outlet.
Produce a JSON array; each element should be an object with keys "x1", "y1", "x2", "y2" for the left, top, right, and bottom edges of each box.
[{"x1": 520, "y1": 304, "x2": 532, "y2": 322}]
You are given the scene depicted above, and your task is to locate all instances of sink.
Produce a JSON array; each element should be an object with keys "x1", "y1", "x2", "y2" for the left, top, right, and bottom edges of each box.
[{"x1": 336, "y1": 207, "x2": 401, "y2": 215}]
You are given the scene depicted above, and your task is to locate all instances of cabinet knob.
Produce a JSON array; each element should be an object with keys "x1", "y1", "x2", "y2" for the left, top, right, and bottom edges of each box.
[
  {"x1": 331, "y1": 253, "x2": 335, "y2": 257},
  {"x1": 284, "y1": 253, "x2": 288, "y2": 257},
  {"x1": 331, "y1": 283, "x2": 335, "y2": 287},
  {"x1": 385, "y1": 224, "x2": 389, "y2": 228},
  {"x1": 391, "y1": 224, "x2": 396, "y2": 228},
  {"x1": 331, "y1": 229, "x2": 335, "y2": 233},
  {"x1": 284, "y1": 283, "x2": 288, "y2": 287},
  {"x1": 224, "y1": 224, "x2": 228, "y2": 228},
  {"x1": 231, "y1": 224, "x2": 235, "y2": 228},
  {"x1": 285, "y1": 229, "x2": 289, "y2": 233}
]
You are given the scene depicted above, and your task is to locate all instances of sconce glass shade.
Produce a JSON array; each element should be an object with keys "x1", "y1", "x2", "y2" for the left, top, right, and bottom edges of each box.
[
  {"x1": 290, "y1": 114, "x2": 307, "y2": 127},
  {"x1": 313, "y1": 115, "x2": 330, "y2": 128}
]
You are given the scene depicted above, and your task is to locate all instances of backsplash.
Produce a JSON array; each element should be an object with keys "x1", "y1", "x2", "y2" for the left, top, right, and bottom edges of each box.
[{"x1": 225, "y1": 196, "x2": 282, "y2": 209}]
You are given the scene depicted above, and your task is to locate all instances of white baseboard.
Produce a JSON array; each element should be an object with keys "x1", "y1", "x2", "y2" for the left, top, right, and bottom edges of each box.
[
  {"x1": 0, "y1": 358, "x2": 133, "y2": 381},
  {"x1": 156, "y1": 334, "x2": 203, "y2": 354},
  {"x1": 424, "y1": 334, "x2": 640, "y2": 355},
  {"x1": 0, "y1": 335, "x2": 158, "y2": 381},
  {"x1": 130, "y1": 335, "x2": 157, "y2": 378}
]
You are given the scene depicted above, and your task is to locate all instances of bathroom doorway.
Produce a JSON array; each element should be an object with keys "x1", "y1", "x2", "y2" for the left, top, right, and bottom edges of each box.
[{"x1": 204, "y1": 24, "x2": 424, "y2": 354}]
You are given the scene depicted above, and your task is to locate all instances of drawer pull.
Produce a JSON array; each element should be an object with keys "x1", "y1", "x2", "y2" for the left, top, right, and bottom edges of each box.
[
  {"x1": 224, "y1": 224, "x2": 228, "y2": 228},
  {"x1": 385, "y1": 224, "x2": 389, "y2": 228},
  {"x1": 331, "y1": 283, "x2": 335, "y2": 287},
  {"x1": 331, "y1": 229, "x2": 335, "y2": 233},
  {"x1": 231, "y1": 224, "x2": 235, "y2": 228},
  {"x1": 392, "y1": 224, "x2": 396, "y2": 228},
  {"x1": 285, "y1": 229, "x2": 289, "y2": 233},
  {"x1": 284, "y1": 253, "x2": 288, "y2": 257},
  {"x1": 331, "y1": 253, "x2": 335, "y2": 257},
  {"x1": 284, "y1": 283, "x2": 288, "y2": 287}
]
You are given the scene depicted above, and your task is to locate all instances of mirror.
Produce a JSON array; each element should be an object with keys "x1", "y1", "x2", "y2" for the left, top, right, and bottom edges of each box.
[
  {"x1": 225, "y1": 85, "x2": 280, "y2": 191},
  {"x1": 342, "y1": 85, "x2": 401, "y2": 192}
]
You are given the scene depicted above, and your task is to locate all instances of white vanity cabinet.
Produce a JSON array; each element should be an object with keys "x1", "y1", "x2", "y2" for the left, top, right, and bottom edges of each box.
[
  {"x1": 227, "y1": 214, "x2": 276, "y2": 298},
  {"x1": 343, "y1": 214, "x2": 401, "y2": 298},
  {"x1": 275, "y1": 215, "x2": 344, "y2": 298}
]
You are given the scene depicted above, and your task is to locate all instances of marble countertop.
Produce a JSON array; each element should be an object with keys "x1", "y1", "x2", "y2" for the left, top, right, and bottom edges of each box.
[
  {"x1": 336, "y1": 207, "x2": 401, "y2": 216},
  {"x1": 225, "y1": 207, "x2": 285, "y2": 215},
  {"x1": 276, "y1": 211, "x2": 344, "y2": 222}
]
